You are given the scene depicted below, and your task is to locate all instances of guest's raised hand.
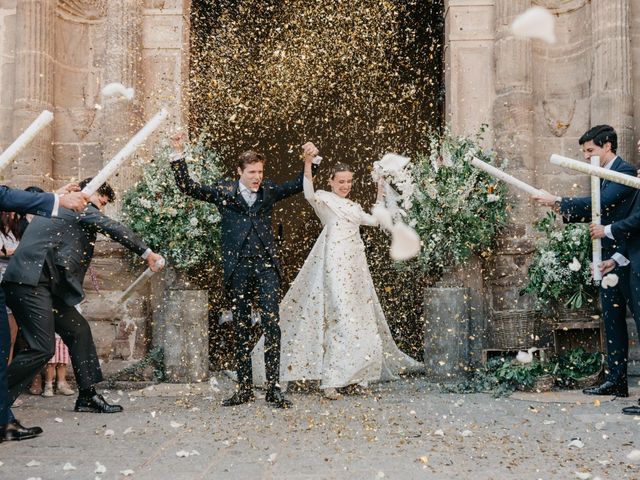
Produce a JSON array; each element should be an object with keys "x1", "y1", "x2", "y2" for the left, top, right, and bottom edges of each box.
[
  {"x1": 56, "y1": 182, "x2": 81, "y2": 195},
  {"x1": 59, "y1": 191, "x2": 89, "y2": 212},
  {"x1": 599, "y1": 259, "x2": 616, "y2": 275},
  {"x1": 532, "y1": 189, "x2": 558, "y2": 208},
  {"x1": 589, "y1": 223, "x2": 606, "y2": 239},
  {"x1": 170, "y1": 131, "x2": 187, "y2": 155},
  {"x1": 301, "y1": 142, "x2": 319, "y2": 163},
  {"x1": 147, "y1": 252, "x2": 165, "y2": 272}
]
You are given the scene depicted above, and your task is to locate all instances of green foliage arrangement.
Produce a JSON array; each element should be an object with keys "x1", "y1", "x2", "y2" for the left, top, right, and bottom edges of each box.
[
  {"x1": 122, "y1": 139, "x2": 224, "y2": 273},
  {"x1": 407, "y1": 129, "x2": 509, "y2": 278},
  {"x1": 521, "y1": 212, "x2": 597, "y2": 309},
  {"x1": 444, "y1": 348, "x2": 603, "y2": 397}
]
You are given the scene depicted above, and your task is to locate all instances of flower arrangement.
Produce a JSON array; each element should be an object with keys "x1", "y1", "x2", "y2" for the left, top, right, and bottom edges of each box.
[
  {"x1": 122, "y1": 138, "x2": 224, "y2": 273},
  {"x1": 406, "y1": 129, "x2": 509, "y2": 277},
  {"x1": 521, "y1": 212, "x2": 597, "y2": 309}
]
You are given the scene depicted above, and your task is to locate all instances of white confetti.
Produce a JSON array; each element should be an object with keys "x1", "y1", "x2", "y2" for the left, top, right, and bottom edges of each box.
[
  {"x1": 511, "y1": 6, "x2": 556, "y2": 44},
  {"x1": 594, "y1": 421, "x2": 606, "y2": 431},
  {"x1": 101, "y1": 82, "x2": 134, "y2": 101},
  {"x1": 150, "y1": 411, "x2": 157, "y2": 418},
  {"x1": 460, "y1": 430, "x2": 473, "y2": 437},
  {"x1": 120, "y1": 469, "x2": 135, "y2": 476},
  {"x1": 568, "y1": 439, "x2": 584, "y2": 449},
  {"x1": 601, "y1": 273, "x2": 619, "y2": 289},
  {"x1": 190, "y1": 450, "x2": 200, "y2": 456},
  {"x1": 267, "y1": 453, "x2": 278, "y2": 464},
  {"x1": 95, "y1": 462, "x2": 107, "y2": 474},
  {"x1": 54, "y1": 417, "x2": 63, "y2": 423},
  {"x1": 574, "y1": 472, "x2": 591, "y2": 480},
  {"x1": 170, "y1": 421, "x2": 184, "y2": 428},
  {"x1": 104, "y1": 429, "x2": 115, "y2": 437},
  {"x1": 123, "y1": 427, "x2": 134, "y2": 435},
  {"x1": 26, "y1": 460, "x2": 41, "y2": 467},
  {"x1": 63, "y1": 463, "x2": 76, "y2": 471},
  {"x1": 176, "y1": 450, "x2": 190, "y2": 458},
  {"x1": 434, "y1": 429, "x2": 444, "y2": 436},
  {"x1": 627, "y1": 449, "x2": 640, "y2": 463}
]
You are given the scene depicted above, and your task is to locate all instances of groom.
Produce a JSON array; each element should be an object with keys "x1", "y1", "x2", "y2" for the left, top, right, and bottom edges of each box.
[{"x1": 170, "y1": 134, "x2": 319, "y2": 408}]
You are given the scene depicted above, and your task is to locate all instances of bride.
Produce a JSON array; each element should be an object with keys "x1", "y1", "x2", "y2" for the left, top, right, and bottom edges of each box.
[{"x1": 253, "y1": 143, "x2": 421, "y2": 399}]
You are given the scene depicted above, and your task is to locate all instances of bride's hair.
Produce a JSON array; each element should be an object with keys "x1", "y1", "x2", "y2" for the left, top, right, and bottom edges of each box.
[{"x1": 330, "y1": 162, "x2": 354, "y2": 179}]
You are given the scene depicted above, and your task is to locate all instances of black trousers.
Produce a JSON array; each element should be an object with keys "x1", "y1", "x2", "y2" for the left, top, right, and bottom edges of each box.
[
  {"x1": 4, "y1": 276, "x2": 103, "y2": 405},
  {"x1": 600, "y1": 264, "x2": 640, "y2": 384},
  {"x1": 228, "y1": 257, "x2": 281, "y2": 390}
]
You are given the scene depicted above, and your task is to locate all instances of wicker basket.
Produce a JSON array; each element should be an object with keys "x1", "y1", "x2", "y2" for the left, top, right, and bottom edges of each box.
[
  {"x1": 568, "y1": 367, "x2": 604, "y2": 389},
  {"x1": 489, "y1": 309, "x2": 540, "y2": 349},
  {"x1": 517, "y1": 374, "x2": 555, "y2": 392},
  {"x1": 554, "y1": 304, "x2": 600, "y2": 323}
]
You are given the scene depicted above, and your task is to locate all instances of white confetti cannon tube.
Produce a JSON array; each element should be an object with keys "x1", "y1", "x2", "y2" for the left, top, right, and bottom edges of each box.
[
  {"x1": 82, "y1": 108, "x2": 169, "y2": 196},
  {"x1": 0, "y1": 110, "x2": 54, "y2": 171},
  {"x1": 550, "y1": 154, "x2": 640, "y2": 189},
  {"x1": 118, "y1": 257, "x2": 165, "y2": 304},
  {"x1": 591, "y1": 156, "x2": 602, "y2": 283},
  {"x1": 470, "y1": 157, "x2": 545, "y2": 196}
]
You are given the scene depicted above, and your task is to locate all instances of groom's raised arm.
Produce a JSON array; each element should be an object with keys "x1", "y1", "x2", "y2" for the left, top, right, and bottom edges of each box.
[
  {"x1": 170, "y1": 157, "x2": 221, "y2": 205},
  {"x1": 273, "y1": 142, "x2": 320, "y2": 202}
]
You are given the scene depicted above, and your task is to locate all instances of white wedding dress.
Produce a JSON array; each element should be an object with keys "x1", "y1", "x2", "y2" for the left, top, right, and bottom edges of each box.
[{"x1": 251, "y1": 177, "x2": 421, "y2": 388}]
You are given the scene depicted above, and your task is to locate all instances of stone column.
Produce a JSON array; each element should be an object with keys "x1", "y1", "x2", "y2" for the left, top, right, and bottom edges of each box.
[
  {"x1": 11, "y1": 0, "x2": 55, "y2": 188},
  {"x1": 490, "y1": 0, "x2": 536, "y2": 312},
  {"x1": 101, "y1": 0, "x2": 143, "y2": 216},
  {"x1": 591, "y1": 0, "x2": 634, "y2": 160}
]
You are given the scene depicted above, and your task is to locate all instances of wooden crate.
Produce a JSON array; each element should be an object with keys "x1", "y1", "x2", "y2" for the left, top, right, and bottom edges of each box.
[
  {"x1": 552, "y1": 320, "x2": 604, "y2": 354},
  {"x1": 481, "y1": 348, "x2": 549, "y2": 365}
]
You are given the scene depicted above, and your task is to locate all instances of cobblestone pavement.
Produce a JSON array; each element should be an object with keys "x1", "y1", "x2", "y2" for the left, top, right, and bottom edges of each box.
[{"x1": 0, "y1": 375, "x2": 639, "y2": 480}]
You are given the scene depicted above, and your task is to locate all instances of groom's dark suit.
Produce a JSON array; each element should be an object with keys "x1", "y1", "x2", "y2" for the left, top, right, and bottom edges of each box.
[
  {"x1": 2, "y1": 203, "x2": 150, "y2": 405},
  {"x1": 559, "y1": 156, "x2": 637, "y2": 387},
  {"x1": 171, "y1": 158, "x2": 315, "y2": 390}
]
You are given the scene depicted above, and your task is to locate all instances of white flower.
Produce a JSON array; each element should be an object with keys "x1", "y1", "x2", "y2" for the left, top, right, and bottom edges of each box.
[
  {"x1": 486, "y1": 194, "x2": 500, "y2": 203},
  {"x1": 189, "y1": 217, "x2": 198, "y2": 227},
  {"x1": 601, "y1": 273, "x2": 619, "y2": 289},
  {"x1": 568, "y1": 257, "x2": 581, "y2": 272},
  {"x1": 167, "y1": 207, "x2": 178, "y2": 217},
  {"x1": 139, "y1": 198, "x2": 152, "y2": 209}
]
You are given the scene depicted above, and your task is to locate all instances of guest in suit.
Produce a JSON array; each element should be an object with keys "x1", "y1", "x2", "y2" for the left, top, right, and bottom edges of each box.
[
  {"x1": 534, "y1": 125, "x2": 637, "y2": 397},
  {"x1": 0, "y1": 184, "x2": 88, "y2": 442},
  {"x1": 169, "y1": 133, "x2": 319, "y2": 409},
  {"x1": 3, "y1": 178, "x2": 163, "y2": 417}
]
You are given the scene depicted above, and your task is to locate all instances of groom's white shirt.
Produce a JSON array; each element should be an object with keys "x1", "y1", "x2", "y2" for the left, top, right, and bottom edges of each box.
[{"x1": 238, "y1": 181, "x2": 257, "y2": 207}]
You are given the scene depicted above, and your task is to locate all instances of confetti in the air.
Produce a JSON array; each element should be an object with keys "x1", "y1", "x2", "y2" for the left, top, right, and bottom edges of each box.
[
  {"x1": 511, "y1": 6, "x2": 557, "y2": 44},
  {"x1": 101, "y1": 82, "x2": 134, "y2": 101}
]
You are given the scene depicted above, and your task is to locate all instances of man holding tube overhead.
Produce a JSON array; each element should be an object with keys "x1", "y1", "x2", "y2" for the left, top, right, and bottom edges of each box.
[
  {"x1": 533, "y1": 125, "x2": 637, "y2": 398},
  {"x1": 590, "y1": 137, "x2": 640, "y2": 414},
  {"x1": 2, "y1": 178, "x2": 163, "y2": 417}
]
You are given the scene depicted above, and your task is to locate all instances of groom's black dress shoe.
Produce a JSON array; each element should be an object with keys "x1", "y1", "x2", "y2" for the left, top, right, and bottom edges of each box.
[
  {"x1": 222, "y1": 389, "x2": 255, "y2": 407},
  {"x1": 266, "y1": 388, "x2": 292, "y2": 409},
  {"x1": 74, "y1": 394, "x2": 123, "y2": 413},
  {"x1": 582, "y1": 380, "x2": 629, "y2": 397},
  {"x1": 622, "y1": 404, "x2": 640, "y2": 415},
  {"x1": 1, "y1": 420, "x2": 43, "y2": 442}
]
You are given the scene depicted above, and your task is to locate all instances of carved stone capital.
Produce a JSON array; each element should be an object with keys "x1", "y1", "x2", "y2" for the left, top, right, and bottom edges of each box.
[
  {"x1": 57, "y1": 0, "x2": 106, "y2": 23},
  {"x1": 533, "y1": 0, "x2": 589, "y2": 14}
]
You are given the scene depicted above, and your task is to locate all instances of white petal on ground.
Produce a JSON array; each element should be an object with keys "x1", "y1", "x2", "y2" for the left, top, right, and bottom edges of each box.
[
  {"x1": 627, "y1": 449, "x2": 640, "y2": 462},
  {"x1": 568, "y1": 439, "x2": 585, "y2": 448},
  {"x1": 26, "y1": 460, "x2": 41, "y2": 467},
  {"x1": 434, "y1": 429, "x2": 445, "y2": 436},
  {"x1": 123, "y1": 427, "x2": 134, "y2": 435},
  {"x1": 601, "y1": 273, "x2": 619, "y2": 289},
  {"x1": 461, "y1": 430, "x2": 473, "y2": 437},
  {"x1": 0, "y1": 461, "x2": 3, "y2": 467},
  {"x1": 569, "y1": 257, "x2": 581, "y2": 272},
  {"x1": 54, "y1": 417, "x2": 63, "y2": 423},
  {"x1": 267, "y1": 453, "x2": 278, "y2": 464},
  {"x1": 176, "y1": 450, "x2": 190, "y2": 458},
  {"x1": 101, "y1": 82, "x2": 134, "y2": 101},
  {"x1": 190, "y1": 450, "x2": 200, "y2": 456},
  {"x1": 170, "y1": 421, "x2": 184, "y2": 428},
  {"x1": 95, "y1": 462, "x2": 107, "y2": 474},
  {"x1": 511, "y1": 6, "x2": 557, "y2": 44},
  {"x1": 574, "y1": 472, "x2": 591, "y2": 480},
  {"x1": 594, "y1": 421, "x2": 606, "y2": 430},
  {"x1": 62, "y1": 463, "x2": 76, "y2": 471},
  {"x1": 104, "y1": 429, "x2": 114, "y2": 437},
  {"x1": 120, "y1": 469, "x2": 135, "y2": 476},
  {"x1": 150, "y1": 411, "x2": 157, "y2": 418},
  {"x1": 390, "y1": 222, "x2": 421, "y2": 261}
]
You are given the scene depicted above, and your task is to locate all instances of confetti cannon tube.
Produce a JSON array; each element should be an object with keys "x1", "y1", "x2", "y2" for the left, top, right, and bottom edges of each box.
[
  {"x1": 550, "y1": 154, "x2": 640, "y2": 189},
  {"x1": 0, "y1": 110, "x2": 54, "y2": 172},
  {"x1": 82, "y1": 108, "x2": 169, "y2": 196},
  {"x1": 118, "y1": 257, "x2": 166, "y2": 304},
  {"x1": 470, "y1": 157, "x2": 545, "y2": 196},
  {"x1": 591, "y1": 156, "x2": 602, "y2": 284}
]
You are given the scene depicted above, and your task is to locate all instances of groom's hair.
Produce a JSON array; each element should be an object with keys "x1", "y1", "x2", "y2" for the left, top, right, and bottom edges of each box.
[
  {"x1": 330, "y1": 162, "x2": 354, "y2": 179},
  {"x1": 79, "y1": 177, "x2": 116, "y2": 203},
  {"x1": 237, "y1": 150, "x2": 265, "y2": 171}
]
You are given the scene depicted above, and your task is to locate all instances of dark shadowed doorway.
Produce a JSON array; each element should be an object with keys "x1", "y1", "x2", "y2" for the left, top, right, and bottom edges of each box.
[{"x1": 189, "y1": 0, "x2": 445, "y2": 366}]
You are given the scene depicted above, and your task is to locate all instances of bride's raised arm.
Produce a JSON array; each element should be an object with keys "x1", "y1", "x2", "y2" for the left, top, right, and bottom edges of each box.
[
  {"x1": 359, "y1": 180, "x2": 386, "y2": 226},
  {"x1": 302, "y1": 142, "x2": 318, "y2": 202}
]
